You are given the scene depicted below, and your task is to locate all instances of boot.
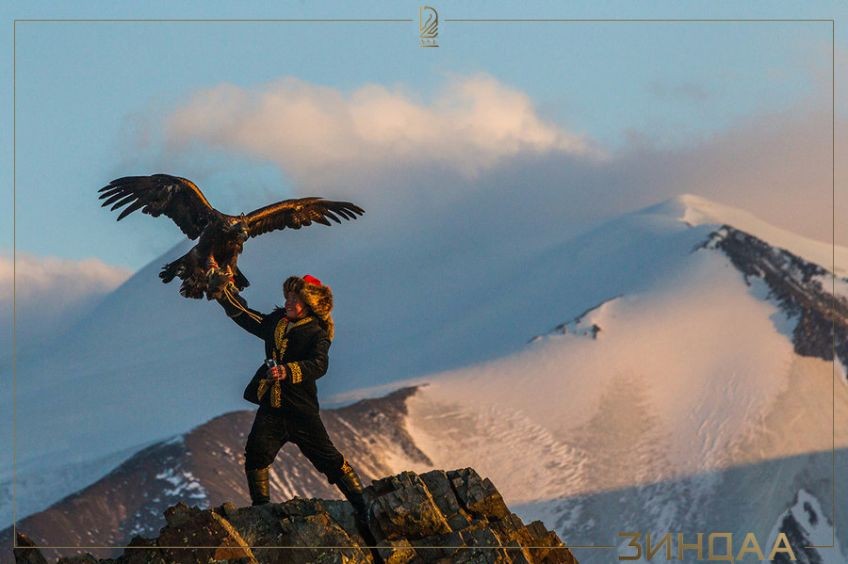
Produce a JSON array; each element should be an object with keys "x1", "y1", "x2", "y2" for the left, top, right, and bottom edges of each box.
[
  {"x1": 334, "y1": 461, "x2": 376, "y2": 546},
  {"x1": 245, "y1": 466, "x2": 270, "y2": 506}
]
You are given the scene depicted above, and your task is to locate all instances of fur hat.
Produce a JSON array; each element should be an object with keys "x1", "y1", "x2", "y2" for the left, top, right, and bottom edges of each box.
[{"x1": 283, "y1": 274, "x2": 334, "y2": 340}]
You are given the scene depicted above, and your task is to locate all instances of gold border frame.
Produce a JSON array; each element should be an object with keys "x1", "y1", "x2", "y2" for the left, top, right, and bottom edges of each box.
[{"x1": 10, "y1": 12, "x2": 838, "y2": 557}]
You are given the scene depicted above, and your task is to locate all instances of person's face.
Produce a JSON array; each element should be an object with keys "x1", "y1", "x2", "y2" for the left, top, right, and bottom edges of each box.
[{"x1": 284, "y1": 291, "x2": 308, "y2": 320}]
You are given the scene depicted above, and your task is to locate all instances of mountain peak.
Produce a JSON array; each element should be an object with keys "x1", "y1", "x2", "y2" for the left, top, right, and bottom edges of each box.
[
  {"x1": 641, "y1": 193, "x2": 845, "y2": 276},
  {"x1": 642, "y1": 193, "x2": 759, "y2": 228}
]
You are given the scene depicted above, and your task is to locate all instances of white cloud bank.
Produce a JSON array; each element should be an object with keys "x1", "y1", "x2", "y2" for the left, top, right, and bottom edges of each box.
[
  {"x1": 157, "y1": 72, "x2": 843, "y2": 248},
  {"x1": 0, "y1": 254, "x2": 132, "y2": 357},
  {"x1": 165, "y1": 74, "x2": 602, "y2": 186}
]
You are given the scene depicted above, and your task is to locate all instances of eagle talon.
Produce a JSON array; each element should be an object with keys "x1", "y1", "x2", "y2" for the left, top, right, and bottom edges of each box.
[{"x1": 207, "y1": 268, "x2": 236, "y2": 298}]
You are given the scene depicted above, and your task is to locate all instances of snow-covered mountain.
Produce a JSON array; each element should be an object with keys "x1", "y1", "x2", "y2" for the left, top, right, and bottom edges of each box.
[
  {"x1": 357, "y1": 195, "x2": 846, "y2": 562},
  {"x1": 2, "y1": 194, "x2": 846, "y2": 561}
]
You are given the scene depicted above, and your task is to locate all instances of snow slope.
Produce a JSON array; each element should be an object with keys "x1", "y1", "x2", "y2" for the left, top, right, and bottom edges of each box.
[
  {"x1": 396, "y1": 196, "x2": 848, "y2": 561},
  {"x1": 2, "y1": 194, "x2": 845, "y2": 546}
]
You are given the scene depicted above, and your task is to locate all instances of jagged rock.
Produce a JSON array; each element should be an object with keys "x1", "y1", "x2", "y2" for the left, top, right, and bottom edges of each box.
[
  {"x1": 418, "y1": 470, "x2": 471, "y2": 531},
  {"x1": 448, "y1": 468, "x2": 511, "y2": 521},
  {"x1": 119, "y1": 501, "x2": 256, "y2": 563},
  {"x1": 705, "y1": 225, "x2": 848, "y2": 370},
  {"x1": 530, "y1": 298, "x2": 615, "y2": 343},
  {"x1": 225, "y1": 498, "x2": 372, "y2": 563},
  {"x1": 369, "y1": 471, "x2": 453, "y2": 541},
  {"x1": 14, "y1": 469, "x2": 577, "y2": 564}
]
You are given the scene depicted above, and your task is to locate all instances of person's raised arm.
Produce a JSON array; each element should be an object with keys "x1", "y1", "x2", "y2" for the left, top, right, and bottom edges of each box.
[{"x1": 216, "y1": 291, "x2": 267, "y2": 339}]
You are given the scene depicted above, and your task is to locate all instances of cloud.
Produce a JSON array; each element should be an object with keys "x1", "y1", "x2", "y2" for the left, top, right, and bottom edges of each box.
[
  {"x1": 0, "y1": 254, "x2": 132, "y2": 357},
  {"x1": 164, "y1": 74, "x2": 603, "y2": 189},
  {"x1": 611, "y1": 102, "x2": 843, "y2": 249},
  {"x1": 154, "y1": 71, "x2": 844, "y2": 251}
]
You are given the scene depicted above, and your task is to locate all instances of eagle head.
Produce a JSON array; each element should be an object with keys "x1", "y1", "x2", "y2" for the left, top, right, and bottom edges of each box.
[{"x1": 225, "y1": 215, "x2": 250, "y2": 243}]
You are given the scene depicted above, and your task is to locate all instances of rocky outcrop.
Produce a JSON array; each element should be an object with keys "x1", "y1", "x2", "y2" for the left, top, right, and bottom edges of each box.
[
  {"x1": 703, "y1": 226, "x2": 848, "y2": 372},
  {"x1": 529, "y1": 298, "x2": 618, "y2": 343},
  {"x1": 15, "y1": 468, "x2": 576, "y2": 564}
]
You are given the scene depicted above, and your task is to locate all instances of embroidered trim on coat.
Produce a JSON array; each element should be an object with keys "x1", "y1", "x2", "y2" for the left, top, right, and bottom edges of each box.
[
  {"x1": 287, "y1": 362, "x2": 303, "y2": 384},
  {"x1": 258, "y1": 378, "x2": 282, "y2": 408},
  {"x1": 271, "y1": 380, "x2": 282, "y2": 408},
  {"x1": 257, "y1": 378, "x2": 270, "y2": 402},
  {"x1": 288, "y1": 316, "x2": 314, "y2": 332},
  {"x1": 274, "y1": 318, "x2": 290, "y2": 357}
]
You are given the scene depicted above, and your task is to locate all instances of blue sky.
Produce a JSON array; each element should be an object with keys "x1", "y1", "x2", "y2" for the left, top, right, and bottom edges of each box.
[{"x1": 0, "y1": 0, "x2": 845, "y2": 273}]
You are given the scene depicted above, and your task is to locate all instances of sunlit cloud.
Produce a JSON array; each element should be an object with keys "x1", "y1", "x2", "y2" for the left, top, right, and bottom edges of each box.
[
  {"x1": 164, "y1": 74, "x2": 604, "y2": 187},
  {"x1": 155, "y1": 70, "x2": 844, "y2": 249}
]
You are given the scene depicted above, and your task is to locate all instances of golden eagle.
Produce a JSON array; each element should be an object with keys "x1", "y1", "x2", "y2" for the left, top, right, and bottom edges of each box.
[{"x1": 99, "y1": 174, "x2": 364, "y2": 299}]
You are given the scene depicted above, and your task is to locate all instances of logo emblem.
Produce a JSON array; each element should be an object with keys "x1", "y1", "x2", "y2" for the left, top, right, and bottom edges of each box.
[{"x1": 419, "y1": 6, "x2": 439, "y2": 48}]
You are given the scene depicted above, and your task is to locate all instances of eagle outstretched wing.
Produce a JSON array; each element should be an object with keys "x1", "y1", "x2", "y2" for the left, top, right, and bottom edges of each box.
[
  {"x1": 98, "y1": 174, "x2": 218, "y2": 240},
  {"x1": 246, "y1": 197, "x2": 365, "y2": 238}
]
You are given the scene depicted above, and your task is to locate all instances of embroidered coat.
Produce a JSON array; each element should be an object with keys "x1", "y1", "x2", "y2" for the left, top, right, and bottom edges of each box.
[{"x1": 220, "y1": 297, "x2": 331, "y2": 416}]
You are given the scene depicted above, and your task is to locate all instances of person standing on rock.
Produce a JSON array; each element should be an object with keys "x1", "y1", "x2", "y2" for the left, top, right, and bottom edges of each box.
[{"x1": 215, "y1": 274, "x2": 371, "y2": 527}]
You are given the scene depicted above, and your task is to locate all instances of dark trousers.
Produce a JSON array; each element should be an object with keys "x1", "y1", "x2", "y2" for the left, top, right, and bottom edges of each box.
[{"x1": 244, "y1": 406, "x2": 346, "y2": 484}]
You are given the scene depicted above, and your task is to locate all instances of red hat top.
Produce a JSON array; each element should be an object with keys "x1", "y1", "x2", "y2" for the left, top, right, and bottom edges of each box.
[{"x1": 303, "y1": 274, "x2": 322, "y2": 287}]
